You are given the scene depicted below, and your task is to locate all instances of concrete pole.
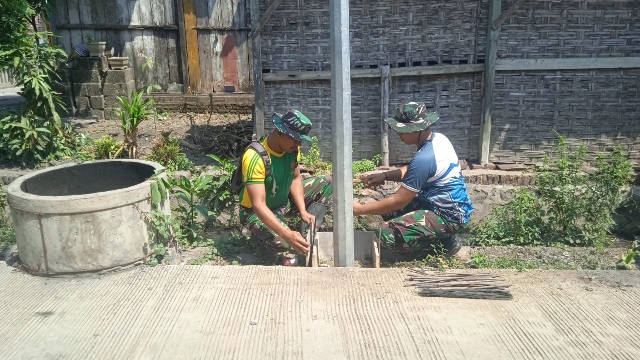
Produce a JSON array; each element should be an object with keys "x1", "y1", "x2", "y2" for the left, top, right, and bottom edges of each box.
[{"x1": 330, "y1": 0, "x2": 354, "y2": 267}]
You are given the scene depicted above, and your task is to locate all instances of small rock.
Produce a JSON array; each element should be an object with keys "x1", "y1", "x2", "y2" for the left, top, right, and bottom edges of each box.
[
  {"x1": 173, "y1": 170, "x2": 192, "y2": 179},
  {"x1": 459, "y1": 159, "x2": 469, "y2": 170},
  {"x1": 249, "y1": 320, "x2": 257, "y2": 325}
]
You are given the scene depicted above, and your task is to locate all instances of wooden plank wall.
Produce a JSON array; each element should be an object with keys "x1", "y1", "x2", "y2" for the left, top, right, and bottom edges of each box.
[
  {"x1": 195, "y1": 0, "x2": 252, "y2": 93},
  {"x1": 54, "y1": 0, "x2": 181, "y2": 90},
  {"x1": 53, "y1": 0, "x2": 252, "y2": 93}
]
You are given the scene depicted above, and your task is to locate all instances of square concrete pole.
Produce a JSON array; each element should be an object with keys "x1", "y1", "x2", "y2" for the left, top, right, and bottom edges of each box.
[{"x1": 330, "y1": 0, "x2": 354, "y2": 267}]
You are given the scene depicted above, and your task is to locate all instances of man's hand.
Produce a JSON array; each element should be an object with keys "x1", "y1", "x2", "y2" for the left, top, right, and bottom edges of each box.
[
  {"x1": 359, "y1": 172, "x2": 386, "y2": 189},
  {"x1": 300, "y1": 210, "x2": 315, "y2": 226},
  {"x1": 282, "y1": 229, "x2": 310, "y2": 255},
  {"x1": 353, "y1": 201, "x2": 365, "y2": 216}
]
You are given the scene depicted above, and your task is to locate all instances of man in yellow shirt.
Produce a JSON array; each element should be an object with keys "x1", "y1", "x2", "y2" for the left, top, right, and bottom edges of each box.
[{"x1": 239, "y1": 110, "x2": 332, "y2": 265}]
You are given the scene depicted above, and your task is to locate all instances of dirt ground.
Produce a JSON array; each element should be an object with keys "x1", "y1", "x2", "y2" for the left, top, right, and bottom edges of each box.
[{"x1": 71, "y1": 111, "x2": 253, "y2": 165}]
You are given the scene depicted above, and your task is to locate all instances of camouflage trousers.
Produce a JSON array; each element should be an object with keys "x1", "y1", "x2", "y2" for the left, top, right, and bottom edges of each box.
[
  {"x1": 239, "y1": 175, "x2": 333, "y2": 253},
  {"x1": 375, "y1": 199, "x2": 463, "y2": 253}
]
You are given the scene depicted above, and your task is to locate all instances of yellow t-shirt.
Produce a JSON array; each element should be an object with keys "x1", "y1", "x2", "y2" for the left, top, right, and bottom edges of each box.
[{"x1": 239, "y1": 137, "x2": 301, "y2": 209}]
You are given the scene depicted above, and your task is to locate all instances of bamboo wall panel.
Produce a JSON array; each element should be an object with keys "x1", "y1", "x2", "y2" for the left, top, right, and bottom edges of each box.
[
  {"x1": 489, "y1": 0, "x2": 640, "y2": 163},
  {"x1": 260, "y1": 0, "x2": 640, "y2": 164}
]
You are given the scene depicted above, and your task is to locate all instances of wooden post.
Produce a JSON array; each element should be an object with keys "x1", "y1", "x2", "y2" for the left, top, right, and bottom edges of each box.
[
  {"x1": 479, "y1": 0, "x2": 501, "y2": 164},
  {"x1": 182, "y1": 0, "x2": 200, "y2": 93},
  {"x1": 250, "y1": 0, "x2": 265, "y2": 137},
  {"x1": 175, "y1": 0, "x2": 189, "y2": 90},
  {"x1": 380, "y1": 65, "x2": 390, "y2": 167}
]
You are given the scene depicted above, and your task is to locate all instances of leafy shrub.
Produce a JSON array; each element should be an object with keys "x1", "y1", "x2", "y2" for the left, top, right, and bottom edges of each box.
[
  {"x1": 147, "y1": 131, "x2": 180, "y2": 165},
  {"x1": 353, "y1": 154, "x2": 381, "y2": 175},
  {"x1": 91, "y1": 135, "x2": 126, "y2": 160},
  {"x1": 473, "y1": 136, "x2": 634, "y2": 247},
  {"x1": 204, "y1": 155, "x2": 238, "y2": 223},
  {"x1": 147, "y1": 131, "x2": 193, "y2": 171},
  {"x1": 0, "y1": 2, "x2": 72, "y2": 166},
  {"x1": 300, "y1": 136, "x2": 332, "y2": 174}
]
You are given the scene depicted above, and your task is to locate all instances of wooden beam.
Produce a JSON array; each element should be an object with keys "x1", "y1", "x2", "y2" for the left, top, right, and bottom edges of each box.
[
  {"x1": 55, "y1": 24, "x2": 177, "y2": 30},
  {"x1": 380, "y1": 65, "x2": 390, "y2": 167},
  {"x1": 194, "y1": 26, "x2": 251, "y2": 31},
  {"x1": 175, "y1": 0, "x2": 189, "y2": 92},
  {"x1": 391, "y1": 64, "x2": 484, "y2": 77},
  {"x1": 496, "y1": 57, "x2": 640, "y2": 71},
  {"x1": 491, "y1": 0, "x2": 528, "y2": 31},
  {"x1": 249, "y1": 0, "x2": 286, "y2": 38},
  {"x1": 480, "y1": 0, "x2": 501, "y2": 164},
  {"x1": 250, "y1": 0, "x2": 265, "y2": 137},
  {"x1": 262, "y1": 64, "x2": 484, "y2": 82},
  {"x1": 183, "y1": 0, "x2": 200, "y2": 93}
]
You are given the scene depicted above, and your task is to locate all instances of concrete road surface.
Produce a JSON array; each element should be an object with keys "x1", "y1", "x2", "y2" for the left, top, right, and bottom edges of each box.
[
  {"x1": 0, "y1": 86, "x2": 24, "y2": 110},
  {"x1": 0, "y1": 264, "x2": 638, "y2": 359}
]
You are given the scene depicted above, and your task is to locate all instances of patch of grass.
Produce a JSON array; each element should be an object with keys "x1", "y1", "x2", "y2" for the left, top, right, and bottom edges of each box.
[
  {"x1": 187, "y1": 233, "x2": 264, "y2": 265},
  {"x1": 387, "y1": 252, "x2": 463, "y2": 271},
  {"x1": 468, "y1": 253, "x2": 538, "y2": 271},
  {"x1": 468, "y1": 247, "x2": 616, "y2": 271}
]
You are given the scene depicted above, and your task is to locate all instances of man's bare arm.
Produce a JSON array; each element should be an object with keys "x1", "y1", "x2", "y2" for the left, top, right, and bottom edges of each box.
[
  {"x1": 353, "y1": 186, "x2": 416, "y2": 216},
  {"x1": 246, "y1": 183, "x2": 310, "y2": 254}
]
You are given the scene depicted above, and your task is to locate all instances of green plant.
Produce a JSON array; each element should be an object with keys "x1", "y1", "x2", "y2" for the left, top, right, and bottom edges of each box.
[
  {"x1": 353, "y1": 154, "x2": 381, "y2": 175},
  {"x1": 170, "y1": 173, "x2": 214, "y2": 244},
  {"x1": 616, "y1": 242, "x2": 639, "y2": 270},
  {"x1": 0, "y1": 1, "x2": 73, "y2": 166},
  {"x1": 473, "y1": 188, "x2": 543, "y2": 246},
  {"x1": 472, "y1": 136, "x2": 634, "y2": 248},
  {"x1": 117, "y1": 90, "x2": 152, "y2": 159},
  {"x1": 91, "y1": 135, "x2": 126, "y2": 159},
  {"x1": 147, "y1": 131, "x2": 192, "y2": 170},
  {"x1": 147, "y1": 131, "x2": 180, "y2": 165},
  {"x1": 205, "y1": 155, "x2": 238, "y2": 222},
  {"x1": 300, "y1": 136, "x2": 332, "y2": 174}
]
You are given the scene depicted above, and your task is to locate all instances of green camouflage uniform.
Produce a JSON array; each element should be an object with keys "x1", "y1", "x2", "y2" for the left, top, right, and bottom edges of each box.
[
  {"x1": 376, "y1": 199, "x2": 463, "y2": 253},
  {"x1": 240, "y1": 175, "x2": 332, "y2": 252}
]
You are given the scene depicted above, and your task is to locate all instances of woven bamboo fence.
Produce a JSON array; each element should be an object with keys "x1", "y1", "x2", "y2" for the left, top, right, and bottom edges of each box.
[{"x1": 254, "y1": 0, "x2": 640, "y2": 165}]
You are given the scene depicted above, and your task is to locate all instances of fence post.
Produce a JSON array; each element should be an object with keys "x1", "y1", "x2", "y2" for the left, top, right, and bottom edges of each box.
[
  {"x1": 250, "y1": 0, "x2": 265, "y2": 138},
  {"x1": 380, "y1": 65, "x2": 390, "y2": 167},
  {"x1": 480, "y1": 0, "x2": 501, "y2": 164}
]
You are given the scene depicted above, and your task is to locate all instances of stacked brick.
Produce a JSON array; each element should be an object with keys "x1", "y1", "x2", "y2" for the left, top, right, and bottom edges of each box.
[{"x1": 56, "y1": 57, "x2": 135, "y2": 120}]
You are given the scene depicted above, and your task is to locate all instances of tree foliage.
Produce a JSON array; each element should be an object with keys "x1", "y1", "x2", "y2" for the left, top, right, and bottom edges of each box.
[{"x1": 0, "y1": 0, "x2": 74, "y2": 166}]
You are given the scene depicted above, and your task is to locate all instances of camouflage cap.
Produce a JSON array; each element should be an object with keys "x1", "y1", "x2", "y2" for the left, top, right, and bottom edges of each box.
[
  {"x1": 384, "y1": 102, "x2": 440, "y2": 134},
  {"x1": 272, "y1": 110, "x2": 312, "y2": 142}
]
